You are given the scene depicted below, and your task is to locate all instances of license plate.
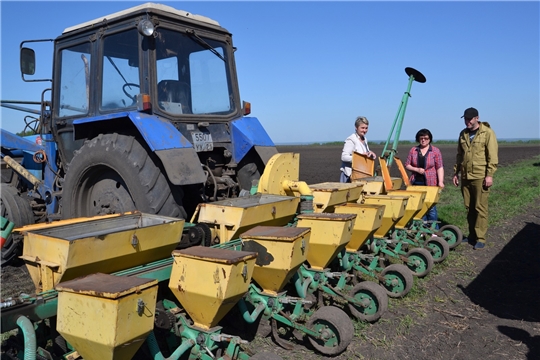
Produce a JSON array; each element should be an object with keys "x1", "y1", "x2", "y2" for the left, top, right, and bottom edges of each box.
[{"x1": 191, "y1": 131, "x2": 213, "y2": 152}]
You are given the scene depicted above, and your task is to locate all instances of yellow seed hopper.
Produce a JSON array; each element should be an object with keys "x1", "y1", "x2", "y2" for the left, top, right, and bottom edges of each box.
[
  {"x1": 296, "y1": 213, "x2": 355, "y2": 270},
  {"x1": 169, "y1": 246, "x2": 257, "y2": 330},
  {"x1": 308, "y1": 182, "x2": 364, "y2": 213},
  {"x1": 191, "y1": 194, "x2": 299, "y2": 243},
  {"x1": 382, "y1": 156, "x2": 441, "y2": 221},
  {"x1": 355, "y1": 176, "x2": 403, "y2": 195},
  {"x1": 360, "y1": 195, "x2": 408, "y2": 238},
  {"x1": 240, "y1": 226, "x2": 311, "y2": 296},
  {"x1": 20, "y1": 212, "x2": 185, "y2": 292},
  {"x1": 406, "y1": 185, "x2": 441, "y2": 220},
  {"x1": 386, "y1": 189, "x2": 427, "y2": 228},
  {"x1": 333, "y1": 203, "x2": 385, "y2": 251},
  {"x1": 56, "y1": 273, "x2": 158, "y2": 360}
]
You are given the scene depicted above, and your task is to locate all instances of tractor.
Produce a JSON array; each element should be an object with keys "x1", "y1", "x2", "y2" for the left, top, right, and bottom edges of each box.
[{"x1": 0, "y1": 2, "x2": 277, "y2": 265}]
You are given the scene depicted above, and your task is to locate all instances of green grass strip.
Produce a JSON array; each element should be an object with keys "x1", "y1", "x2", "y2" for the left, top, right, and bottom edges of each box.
[{"x1": 439, "y1": 154, "x2": 540, "y2": 231}]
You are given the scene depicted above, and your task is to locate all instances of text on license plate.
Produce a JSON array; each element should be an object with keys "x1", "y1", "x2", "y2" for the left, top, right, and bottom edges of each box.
[{"x1": 192, "y1": 131, "x2": 214, "y2": 152}]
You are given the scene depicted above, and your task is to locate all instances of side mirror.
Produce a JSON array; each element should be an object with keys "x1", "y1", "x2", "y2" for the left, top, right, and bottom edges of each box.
[{"x1": 21, "y1": 47, "x2": 36, "y2": 75}]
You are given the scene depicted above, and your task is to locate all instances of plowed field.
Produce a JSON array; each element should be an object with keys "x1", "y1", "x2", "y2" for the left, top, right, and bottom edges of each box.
[{"x1": 2, "y1": 143, "x2": 539, "y2": 360}]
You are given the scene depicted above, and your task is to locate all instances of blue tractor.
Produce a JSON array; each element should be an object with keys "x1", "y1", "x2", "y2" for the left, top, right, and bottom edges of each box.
[{"x1": 0, "y1": 3, "x2": 277, "y2": 265}]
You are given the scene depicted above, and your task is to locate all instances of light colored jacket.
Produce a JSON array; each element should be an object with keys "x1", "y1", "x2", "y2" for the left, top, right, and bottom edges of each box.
[
  {"x1": 340, "y1": 133, "x2": 370, "y2": 176},
  {"x1": 453, "y1": 122, "x2": 498, "y2": 180}
]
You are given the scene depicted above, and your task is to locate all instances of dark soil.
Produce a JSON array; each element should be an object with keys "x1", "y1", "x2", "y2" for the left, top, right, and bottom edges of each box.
[
  {"x1": 250, "y1": 143, "x2": 539, "y2": 360},
  {"x1": 2, "y1": 144, "x2": 539, "y2": 360},
  {"x1": 276, "y1": 143, "x2": 540, "y2": 186}
]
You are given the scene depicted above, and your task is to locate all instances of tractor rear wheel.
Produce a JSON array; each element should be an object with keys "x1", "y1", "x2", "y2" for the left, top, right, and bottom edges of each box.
[
  {"x1": 62, "y1": 134, "x2": 186, "y2": 220},
  {"x1": 1, "y1": 184, "x2": 34, "y2": 266}
]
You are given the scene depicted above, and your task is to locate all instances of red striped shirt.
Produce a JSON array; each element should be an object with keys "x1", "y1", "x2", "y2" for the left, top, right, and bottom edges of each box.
[{"x1": 404, "y1": 145, "x2": 444, "y2": 186}]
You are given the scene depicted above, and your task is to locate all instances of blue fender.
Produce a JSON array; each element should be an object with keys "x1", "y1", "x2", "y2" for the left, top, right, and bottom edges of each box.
[
  {"x1": 73, "y1": 112, "x2": 192, "y2": 150},
  {"x1": 231, "y1": 117, "x2": 277, "y2": 164},
  {"x1": 73, "y1": 112, "x2": 206, "y2": 185}
]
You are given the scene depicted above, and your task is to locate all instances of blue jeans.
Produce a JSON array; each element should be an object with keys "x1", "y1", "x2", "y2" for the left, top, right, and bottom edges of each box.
[
  {"x1": 340, "y1": 171, "x2": 351, "y2": 183},
  {"x1": 413, "y1": 179, "x2": 439, "y2": 230},
  {"x1": 424, "y1": 205, "x2": 439, "y2": 230}
]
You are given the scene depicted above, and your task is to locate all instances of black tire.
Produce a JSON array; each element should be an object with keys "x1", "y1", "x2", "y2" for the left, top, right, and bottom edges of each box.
[
  {"x1": 62, "y1": 134, "x2": 186, "y2": 219},
  {"x1": 437, "y1": 224, "x2": 463, "y2": 250},
  {"x1": 348, "y1": 281, "x2": 388, "y2": 323},
  {"x1": 380, "y1": 263, "x2": 414, "y2": 298},
  {"x1": 1, "y1": 184, "x2": 34, "y2": 266},
  {"x1": 405, "y1": 247, "x2": 434, "y2": 277},
  {"x1": 237, "y1": 148, "x2": 264, "y2": 191},
  {"x1": 237, "y1": 162, "x2": 259, "y2": 192},
  {"x1": 250, "y1": 351, "x2": 283, "y2": 360},
  {"x1": 306, "y1": 306, "x2": 353, "y2": 356},
  {"x1": 425, "y1": 236, "x2": 450, "y2": 263}
]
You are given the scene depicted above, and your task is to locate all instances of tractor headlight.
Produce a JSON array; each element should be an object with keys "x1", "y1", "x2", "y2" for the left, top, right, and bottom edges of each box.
[{"x1": 137, "y1": 20, "x2": 155, "y2": 37}]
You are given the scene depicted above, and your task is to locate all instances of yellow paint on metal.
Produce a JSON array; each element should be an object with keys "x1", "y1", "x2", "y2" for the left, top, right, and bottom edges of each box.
[
  {"x1": 169, "y1": 246, "x2": 257, "y2": 330},
  {"x1": 192, "y1": 194, "x2": 299, "y2": 243},
  {"x1": 406, "y1": 185, "x2": 441, "y2": 220},
  {"x1": 360, "y1": 195, "x2": 408, "y2": 238},
  {"x1": 296, "y1": 213, "x2": 355, "y2": 270},
  {"x1": 14, "y1": 213, "x2": 123, "y2": 233},
  {"x1": 257, "y1": 153, "x2": 300, "y2": 196},
  {"x1": 334, "y1": 203, "x2": 385, "y2": 251},
  {"x1": 240, "y1": 226, "x2": 310, "y2": 295},
  {"x1": 386, "y1": 190, "x2": 427, "y2": 228},
  {"x1": 308, "y1": 182, "x2": 364, "y2": 213},
  {"x1": 355, "y1": 176, "x2": 402, "y2": 195},
  {"x1": 21, "y1": 213, "x2": 185, "y2": 292},
  {"x1": 56, "y1": 273, "x2": 158, "y2": 360}
]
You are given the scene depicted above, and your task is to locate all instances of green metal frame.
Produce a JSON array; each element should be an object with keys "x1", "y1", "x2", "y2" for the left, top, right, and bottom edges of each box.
[{"x1": 381, "y1": 67, "x2": 426, "y2": 167}]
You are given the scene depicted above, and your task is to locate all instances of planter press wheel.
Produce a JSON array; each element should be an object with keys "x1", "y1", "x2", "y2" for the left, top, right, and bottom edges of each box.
[
  {"x1": 425, "y1": 236, "x2": 450, "y2": 263},
  {"x1": 405, "y1": 247, "x2": 434, "y2": 277},
  {"x1": 306, "y1": 306, "x2": 354, "y2": 356},
  {"x1": 437, "y1": 224, "x2": 463, "y2": 250},
  {"x1": 348, "y1": 281, "x2": 389, "y2": 323},
  {"x1": 380, "y1": 263, "x2": 414, "y2": 298}
]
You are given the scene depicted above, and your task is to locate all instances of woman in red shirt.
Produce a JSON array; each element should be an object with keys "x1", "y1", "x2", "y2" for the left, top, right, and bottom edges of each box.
[{"x1": 404, "y1": 129, "x2": 444, "y2": 229}]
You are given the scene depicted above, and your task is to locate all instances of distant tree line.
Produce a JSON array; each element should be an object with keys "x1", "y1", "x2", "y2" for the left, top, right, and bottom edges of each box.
[{"x1": 307, "y1": 139, "x2": 540, "y2": 146}]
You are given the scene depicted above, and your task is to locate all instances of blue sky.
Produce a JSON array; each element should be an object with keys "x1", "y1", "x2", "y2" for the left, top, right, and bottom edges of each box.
[{"x1": 1, "y1": 1, "x2": 539, "y2": 144}]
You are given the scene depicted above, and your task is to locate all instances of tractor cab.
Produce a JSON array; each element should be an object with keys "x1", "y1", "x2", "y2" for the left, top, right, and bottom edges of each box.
[{"x1": 24, "y1": 3, "x2": 243, "y2": 164}]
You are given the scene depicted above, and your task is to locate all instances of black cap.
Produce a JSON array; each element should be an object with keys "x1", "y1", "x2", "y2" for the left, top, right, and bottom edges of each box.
[{"x1": 461, "y1": 107, "x2": 479, "y2": 119}]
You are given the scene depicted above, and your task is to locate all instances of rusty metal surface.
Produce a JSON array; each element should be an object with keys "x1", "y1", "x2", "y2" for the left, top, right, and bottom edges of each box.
[
  {"x1": 197, "y1": 194, "x2": 296, "y2": 209},
  {"x1": 308, "y1": 182, "x2": 361, "y2": 192},
  {"x1": 55, "y1": 273, "x2": 157, "y2": 299},
  {"x1": 173, "y1": 246, "x2": 257, "y2": 264},
  {"x1": 296, "y1": 212, "x2": 356, "y2": 221},
  {"x1": 23, "y1": 212, "x2": 180, "y2": 241},
  {"x1": 239, "y1": 225, "x2": 310, "y2": 240}
]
